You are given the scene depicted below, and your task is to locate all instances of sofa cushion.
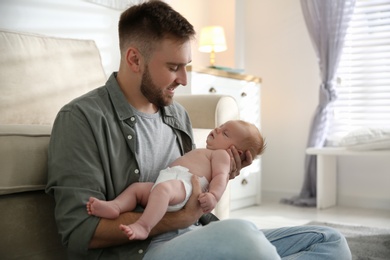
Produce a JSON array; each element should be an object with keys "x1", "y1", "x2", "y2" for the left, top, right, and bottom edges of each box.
[
  {"x1": 0, "y1": 30, "x2": 107, "y2": 125},
  {"x1": 0, "y1": 191, "x2": 66, "y2": 259},
  {"x1": 0, "y1": 124, "x2": 51, "y2": 195}
]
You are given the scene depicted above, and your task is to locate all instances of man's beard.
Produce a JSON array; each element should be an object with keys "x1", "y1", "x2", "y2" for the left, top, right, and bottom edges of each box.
[{"x1": 140, "y1": 66, "x2": 174, "y2": 107}]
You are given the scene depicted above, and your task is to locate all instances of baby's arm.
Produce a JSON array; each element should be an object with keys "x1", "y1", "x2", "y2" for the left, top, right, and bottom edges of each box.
[{"x1": 198, "y1": 150, "x2": 230, "y2": 213}]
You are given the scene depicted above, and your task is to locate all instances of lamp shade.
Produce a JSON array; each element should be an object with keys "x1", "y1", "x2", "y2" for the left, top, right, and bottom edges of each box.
[{"x1": 198, "y1": 26, "x2": 227, "y2": 53}]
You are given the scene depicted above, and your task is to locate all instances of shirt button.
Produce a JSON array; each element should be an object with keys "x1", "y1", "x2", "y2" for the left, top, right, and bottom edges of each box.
[
  {"x1": 127, "y1": 135, "x2": 132, "y2": 140},
  {"x1": 134, "y1": 169, "x2": 139, "y2": 174},
  {"x1": 138, "y1": 249, "x2": 143, "y2": 254},
  {"x1": 131, "y1": 116, "x2": 136, "y2": 122}
]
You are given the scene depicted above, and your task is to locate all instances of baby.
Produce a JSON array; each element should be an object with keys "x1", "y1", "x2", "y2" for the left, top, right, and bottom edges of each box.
[{"x1": 87, "y1": 120, "x2": 266, "y2": 240}]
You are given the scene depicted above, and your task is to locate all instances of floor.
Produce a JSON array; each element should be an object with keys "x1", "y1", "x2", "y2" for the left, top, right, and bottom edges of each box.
[{"x1": 229, "y1": 200, "x2": 390, "y2": 230}]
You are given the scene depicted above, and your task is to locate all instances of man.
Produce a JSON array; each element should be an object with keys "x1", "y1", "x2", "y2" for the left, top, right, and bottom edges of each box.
[{"x1": 46, "y1": 1, "x2": 351, "y2": 259}]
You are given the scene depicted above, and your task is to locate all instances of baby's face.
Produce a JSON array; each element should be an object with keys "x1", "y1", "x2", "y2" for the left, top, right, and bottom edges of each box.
[{"x1": 206, "y1": 121, "x2": 248, "y2": 150}]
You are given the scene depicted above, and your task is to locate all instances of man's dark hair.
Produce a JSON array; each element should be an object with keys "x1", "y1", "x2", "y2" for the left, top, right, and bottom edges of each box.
[{"x1": 118, "y1": 1, "x2": 195, "y2": 59}]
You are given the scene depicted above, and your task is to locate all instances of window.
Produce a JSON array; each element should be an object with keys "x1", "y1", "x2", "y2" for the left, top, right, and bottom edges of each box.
[{"x1": 327, "y1": 0, "x2": 390, "y2": 144}]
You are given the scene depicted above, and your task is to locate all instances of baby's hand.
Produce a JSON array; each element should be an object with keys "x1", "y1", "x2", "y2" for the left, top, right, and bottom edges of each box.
[{"x1": 198, "y1": 192, "x2": 217, "y2": 213}]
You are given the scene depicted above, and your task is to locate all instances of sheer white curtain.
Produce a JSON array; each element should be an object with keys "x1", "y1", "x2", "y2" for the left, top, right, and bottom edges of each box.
[
  {"x1": 328, "y1": 0, "x2": 390, "y2": 143},
  {"x1": 282, "y1": 0, "x2": 356, "y2": 206}
]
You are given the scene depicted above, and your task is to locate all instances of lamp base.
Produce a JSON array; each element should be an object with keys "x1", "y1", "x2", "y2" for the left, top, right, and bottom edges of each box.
[{"x1": 207, "y1": 65, "x2": 244, "y2": 74}]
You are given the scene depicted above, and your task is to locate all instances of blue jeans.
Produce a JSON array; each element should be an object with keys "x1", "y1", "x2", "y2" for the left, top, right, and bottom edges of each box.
[{"x1": 143, "y1": 219, "x2": 351, "y2": 260}]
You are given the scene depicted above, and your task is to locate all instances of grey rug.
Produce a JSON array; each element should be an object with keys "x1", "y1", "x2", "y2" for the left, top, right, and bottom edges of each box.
[{"x1": 308, "y1": 221, "x2": 390, "y2": 260}]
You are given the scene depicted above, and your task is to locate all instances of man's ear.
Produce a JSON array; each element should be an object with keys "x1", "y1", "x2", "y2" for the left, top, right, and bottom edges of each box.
[{"x1": 125, "y1": 48, "x2": 142, "y2": 72}]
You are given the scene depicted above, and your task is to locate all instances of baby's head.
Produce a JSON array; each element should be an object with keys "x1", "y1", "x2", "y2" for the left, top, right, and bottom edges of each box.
[{"x1": 206, "y1": 120, "x2": 266, "y2": 158}]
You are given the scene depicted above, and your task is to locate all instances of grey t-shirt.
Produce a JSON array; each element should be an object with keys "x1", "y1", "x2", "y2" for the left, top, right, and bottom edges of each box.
[{"x1": 132, "y1": 108, "x2": 181, "y2": 182}]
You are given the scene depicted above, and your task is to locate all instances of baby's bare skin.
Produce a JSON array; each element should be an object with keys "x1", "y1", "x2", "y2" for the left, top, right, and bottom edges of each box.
[
  {"x1": 86, "y1": 197, "x2": 121, "y2": 219},
  {"x1": 85, "y1": 120, "x2": 263, "y2": 241},
  {"x1": 120, "y1": 221, "x2": 150, "y2": 240},
  {"x1": 87, "y1": 149, "x2": 230, "y2": 240}
]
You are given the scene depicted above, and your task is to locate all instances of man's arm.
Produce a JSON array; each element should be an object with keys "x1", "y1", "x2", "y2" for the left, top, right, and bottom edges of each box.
[{"x1": 89, "y1": 175, "x2": 204, "y2": 248}]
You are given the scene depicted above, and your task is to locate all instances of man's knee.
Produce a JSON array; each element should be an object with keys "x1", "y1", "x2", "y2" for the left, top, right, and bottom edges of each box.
[
  {"x1": 307, "y1": 225, "x2": 352, "y2": 259},
  {"x1": 207, "y1": 219, "x2": 280, "y2": 259},
  {"x1": 145, "y1": 219, "x2": 281, "y2": 260},
  {"x1": 210, "y1": 219, "x2": 258, "y2": 235},
  {"x1": 314, "y1": 226, "x2": 346, "y2": 243}
]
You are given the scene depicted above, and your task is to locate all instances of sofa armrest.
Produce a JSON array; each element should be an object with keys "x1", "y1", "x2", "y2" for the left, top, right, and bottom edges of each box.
[
  {"x1": 0, "y1": 124, "x2": 66, "y2": 258},
  {"x1": 0, "y1": 124, "x2": 51, "y2": 195},
  {"x1": 174, "y1": 94, "x2": 239, "y2": 129},
  {"x1": 174, "y1": 94, "x2": 240, "y2": 219}
]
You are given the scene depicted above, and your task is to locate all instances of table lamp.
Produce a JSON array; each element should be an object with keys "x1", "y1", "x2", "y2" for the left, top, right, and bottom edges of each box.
[{"x1": 198, "y1": 26, "x2": 227, "y2": 67}]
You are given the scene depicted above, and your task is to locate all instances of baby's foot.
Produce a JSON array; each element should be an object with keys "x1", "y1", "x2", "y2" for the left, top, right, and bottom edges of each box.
[
  {"x1": 86, "y1": 197, "x2": 120, "y2": 219},
  {"x1": 119, "y1": 223, "x2": 150, "y2": 240}
]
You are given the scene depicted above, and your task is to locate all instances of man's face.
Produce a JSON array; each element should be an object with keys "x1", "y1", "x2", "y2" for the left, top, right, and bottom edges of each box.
[{"x1": 141, "y1": 38, "x2": 191, "y2": 107}]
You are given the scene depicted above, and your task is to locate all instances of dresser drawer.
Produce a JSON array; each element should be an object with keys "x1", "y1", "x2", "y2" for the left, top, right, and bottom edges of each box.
[{"x1": 230, "y1": 159, "x2": 260, "y2": 200}]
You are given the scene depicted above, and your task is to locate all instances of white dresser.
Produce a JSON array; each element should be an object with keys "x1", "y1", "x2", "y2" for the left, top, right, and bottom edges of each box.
[{"x1": 183, "y1": 66, "x2": 262, "y2": 211}]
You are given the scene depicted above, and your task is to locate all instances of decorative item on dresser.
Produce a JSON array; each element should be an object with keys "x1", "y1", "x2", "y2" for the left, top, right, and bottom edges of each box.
[
  {"x1": 180, "y1": 65, "x2": 262, "y2": 211},
  {"x1": 198, "y1": 26, "x2": 228, "y2": 67}
]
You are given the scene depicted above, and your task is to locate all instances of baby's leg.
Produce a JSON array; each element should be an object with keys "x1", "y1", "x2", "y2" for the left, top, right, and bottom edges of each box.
[
  {"x1": 120, "y1": 220, "x2": 150, "y2": 240},
  {"x1": 86, "y1": 182, "x2": 154, "y2": 219},
  {"x1": 87, "y1": 197, "x2": 121, "y2": 219},
  {"x1": 120, "y1": 179, "x2": 187, "y2": 240}
]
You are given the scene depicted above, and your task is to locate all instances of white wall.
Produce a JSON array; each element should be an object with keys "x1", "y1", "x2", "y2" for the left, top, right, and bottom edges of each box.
[
  {"x1": 1, "y1": 0, "x2": 388, "y2": 210},
  {"x1": 243, "y1": 0, "x2": 319, "y2": 199},
  {"x1": 0, "y1": 0, "x2": 121, "y2": 78}
]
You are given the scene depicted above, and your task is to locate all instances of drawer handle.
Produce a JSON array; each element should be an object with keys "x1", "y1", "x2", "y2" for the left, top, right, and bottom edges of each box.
[
  {"x1": 209, "y1": 87, "x2": 217, "y2": 93},
  {"x1": 241, "y1": 178, "x2": 248, "y2": 185},
  {"x1": 241, "y1": 92, "x2": 247, "y2": 97}
]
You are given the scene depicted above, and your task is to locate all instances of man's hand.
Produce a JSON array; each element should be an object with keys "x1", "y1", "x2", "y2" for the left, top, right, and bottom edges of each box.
[
  {"x1": 181, "y1": 175, "x2": 204, "y2": 220},
  {"x1": 227, "y1": 145, "x2": 253, "y2": 179}
]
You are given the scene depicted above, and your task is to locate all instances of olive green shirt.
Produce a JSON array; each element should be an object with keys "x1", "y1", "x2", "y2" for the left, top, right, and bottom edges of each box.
[{"x1": 46, "y1": 73, "x2": 194, "y2": 259}]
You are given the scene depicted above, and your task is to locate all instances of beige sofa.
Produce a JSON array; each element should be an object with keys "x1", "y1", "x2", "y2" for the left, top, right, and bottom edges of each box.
[{"x1": 0, "y1": 30, "x2": 239, "y2": 259}]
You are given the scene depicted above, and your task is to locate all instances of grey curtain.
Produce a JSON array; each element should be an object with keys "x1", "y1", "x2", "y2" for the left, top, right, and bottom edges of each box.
[{"x1": 282, "y1": 0, "x2": 356, "y2": 207}]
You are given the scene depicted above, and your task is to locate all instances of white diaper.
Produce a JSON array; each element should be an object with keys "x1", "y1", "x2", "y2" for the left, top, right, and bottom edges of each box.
[{"x1": 152, "y1": 165, "x2": 209, "y2": 212}]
